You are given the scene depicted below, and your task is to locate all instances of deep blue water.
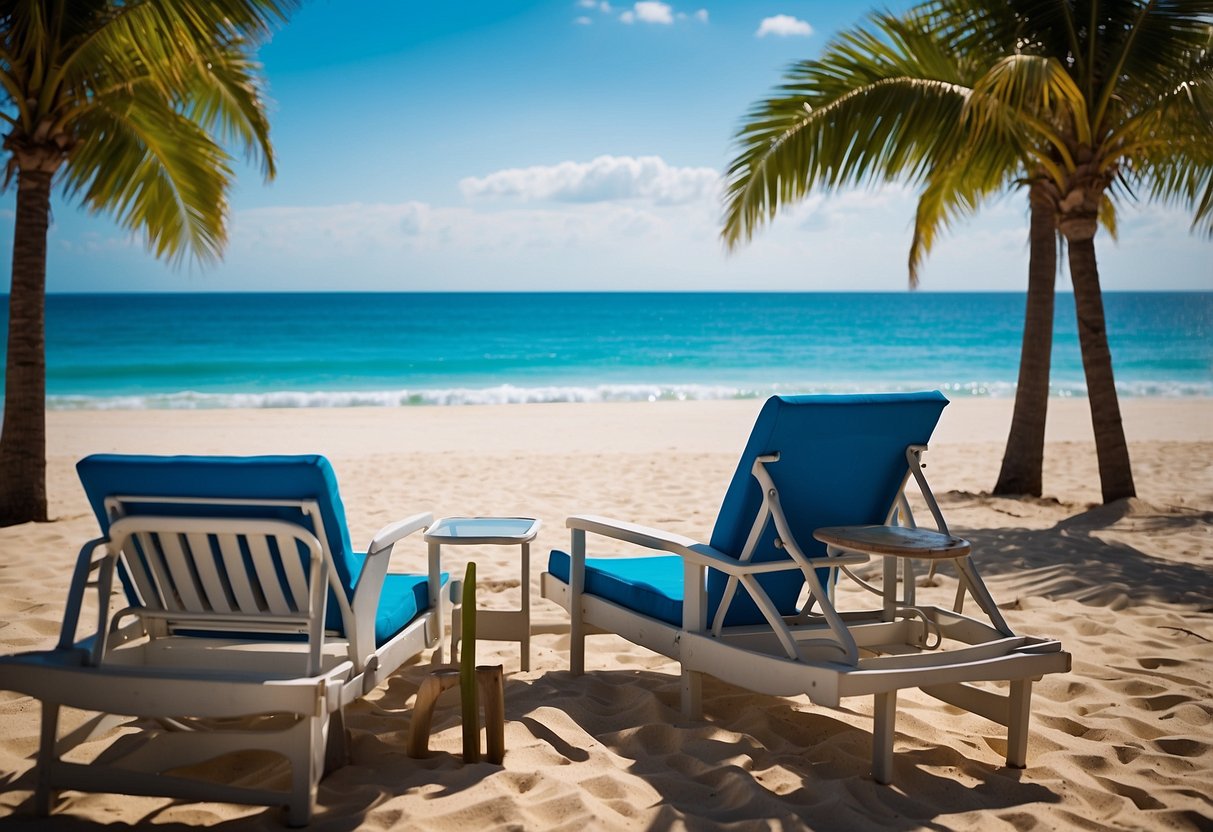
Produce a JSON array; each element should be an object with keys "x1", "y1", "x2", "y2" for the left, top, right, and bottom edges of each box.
[{"x1": 1, "y1": 292, "x2": 1209, "y2": 409}]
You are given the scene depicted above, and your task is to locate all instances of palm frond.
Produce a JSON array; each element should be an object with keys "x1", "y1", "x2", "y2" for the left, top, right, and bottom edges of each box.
[
  {"x1": 182, "y1": 45, "x2": 276, "y2": 179},
  {"x1": 46, "y1": 0, "x2": 297, "y2": 141},
  {"x1": 910, "y1": 128, "x2": 1027, "y2": 284},
  {"x1": 62, "y1": 87, "x2": 233, "y2": 265},
  {"x1": 965, "y1": 53, "x2": 1088, "y2": 150},
  {"x1": 1098, "y1": 192, "x2": 1119, "y2": 241},
  {"x1": 1108, "y1": 39, "x2": 1213, "y2": 234},
  {"x1": 1194, "y1": 168, "x2": 1213, "y2": 234},
  {"x1": 722, "y1": 75, "x2": 973, "y2": 248},
  {"x1": 722, "y1": 7, "x2": 989, "y2": 249},
  {"x1": 1, "y1": 0, "x2": 297, "y2": 266},
  {"x1": 1134, "y1": 155, "x2": 1213, "y2": 235}
]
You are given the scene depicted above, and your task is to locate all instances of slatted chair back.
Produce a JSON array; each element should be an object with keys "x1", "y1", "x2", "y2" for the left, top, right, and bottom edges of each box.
[
  {"x1": 105, "y1": 512, "x2": 328, "y2": 674},
  {"x1": 77, "y1": 455, "x2": 360, "y2": 640},
  {"x1": 706, "y1": 392, "x2": 949, "y2": 626}
]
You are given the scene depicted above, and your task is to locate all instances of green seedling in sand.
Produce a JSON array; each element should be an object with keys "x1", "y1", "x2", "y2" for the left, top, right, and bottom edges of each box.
[
  {"x1": 460, "y1": 562, "x2": 479, "y2": 762},
  {"x1": 407, "y1": 561, "x2": 505, "y2": 764}
]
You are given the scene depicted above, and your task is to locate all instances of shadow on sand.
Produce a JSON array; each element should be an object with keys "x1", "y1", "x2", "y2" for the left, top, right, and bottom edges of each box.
[{"x1": 947, "y1": 496, "x2": 1213, "y2": 609}]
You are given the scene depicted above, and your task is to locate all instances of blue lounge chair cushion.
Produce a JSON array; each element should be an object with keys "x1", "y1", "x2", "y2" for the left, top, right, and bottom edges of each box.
[
  {"x1": 704, "y1": 391, "x2": 949, "y2": 627},
  {"x1": 377, "y1": 572, "x2": 438, "y2": 646},
  {"x1": 76, "y1": 454, "x2": 436, "y2": 644},
  {"x1": 548, "y1": 551, "x2": 684, "y2": 626},
  {"x1": 547, "y1": 392, "x2": 949, "y2": 630}
]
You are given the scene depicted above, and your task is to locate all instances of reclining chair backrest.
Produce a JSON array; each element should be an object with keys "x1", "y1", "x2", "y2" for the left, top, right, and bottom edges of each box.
[
  {"x1": 77, "y1": 454, "x2": 357, "y2": 636},
  {"x1": 707, "y1": 392, "x2": 949, "y2": 626}
]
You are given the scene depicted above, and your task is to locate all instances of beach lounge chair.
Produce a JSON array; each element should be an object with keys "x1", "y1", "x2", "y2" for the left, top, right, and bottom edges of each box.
[
  {"x1": 0, "y1": 454, "x2": 444, "y2": 825},
  {"x1": 542, "y1": 392, "x2": 1070, "y2": 782}
]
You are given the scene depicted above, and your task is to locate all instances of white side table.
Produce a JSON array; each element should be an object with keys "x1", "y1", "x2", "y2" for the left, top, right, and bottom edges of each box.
[{"x1": 424, "y1": 516, "x2": 541, "y2": 672}]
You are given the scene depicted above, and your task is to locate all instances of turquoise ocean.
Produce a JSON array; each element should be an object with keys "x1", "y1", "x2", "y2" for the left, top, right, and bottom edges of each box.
[{"x1": 5, "y1": 292, "x2": 1211, "y2": 410}]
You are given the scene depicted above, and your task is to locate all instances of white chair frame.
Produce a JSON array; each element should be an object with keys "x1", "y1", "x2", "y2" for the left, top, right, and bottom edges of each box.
[
  {"x1": 541, "y1": 445, "x2": 1069, "y2": 783},
  {"x1": 14, "y1": 494, "x2": 437, "y2": 826}
]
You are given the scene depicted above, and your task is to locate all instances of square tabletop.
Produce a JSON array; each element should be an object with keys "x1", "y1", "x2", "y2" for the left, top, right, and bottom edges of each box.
[{"x1": 424, "y1": 516, "x2": 541, "y2": 544}]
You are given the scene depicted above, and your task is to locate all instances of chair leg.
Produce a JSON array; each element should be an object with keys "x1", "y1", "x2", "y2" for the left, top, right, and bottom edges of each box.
[
  {"x1": 286, "y1": 715, "x2": 325, "y2": 827},
  {"x1": 33, "y1": 702, "x2": 60, "y2": 816},
  {"x1": 324, "y1": 707, "x2": 348, "y2": 775},
  {"x1": 569, "y1": 592, "x2": 585, "y2": 676},
  {"x1": 569, "y1": 529, "x2": 586, "y2": 676},
  {"x1": 1006, "y1": 679, "x2": 1032, "y2": 769},
  {"x1": 680, "y1": 669, "x2": 702, "y2": 720},
  {"x1": 872, "y1": 691, "x2": 897, "y2": 785}
]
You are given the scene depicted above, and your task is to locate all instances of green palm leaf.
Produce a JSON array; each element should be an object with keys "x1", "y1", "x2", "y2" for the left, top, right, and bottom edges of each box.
[
  {"x1": 62, "y1": 88, "x2": 232, "y2": 264},
  {"x1": 722, "y1": 9, "x2": 993, "y2": 252},
  {"x1": 0, "y1": 1, "x2": 302, "y2": 524}
]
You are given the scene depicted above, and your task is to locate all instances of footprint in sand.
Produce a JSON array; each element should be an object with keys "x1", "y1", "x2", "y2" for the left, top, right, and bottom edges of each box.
[
  {"x1": 1131, "y1": 693, "x2": 1194, "y2": 713},
  {"x1": 1153, "y1": 736, "x2": 1209, "y2": 757}
]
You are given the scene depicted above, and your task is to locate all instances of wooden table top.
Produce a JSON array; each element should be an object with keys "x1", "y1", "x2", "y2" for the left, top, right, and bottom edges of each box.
[{"x1": 812, "y1": 525, "x2": 971, "y2": 559}]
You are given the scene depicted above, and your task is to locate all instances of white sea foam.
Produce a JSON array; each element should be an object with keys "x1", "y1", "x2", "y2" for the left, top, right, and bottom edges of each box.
[{"x1": 42, "y1": 379, "x2": 1213, "y2": 410}]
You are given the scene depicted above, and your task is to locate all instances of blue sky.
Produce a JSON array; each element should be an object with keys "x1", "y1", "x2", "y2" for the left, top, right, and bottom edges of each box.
[{"x1": 3, "y1": 0, "x2": 1211, "y2": 293}]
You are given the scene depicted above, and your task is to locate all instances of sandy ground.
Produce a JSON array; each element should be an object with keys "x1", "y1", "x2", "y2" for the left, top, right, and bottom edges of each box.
[{"x1": 0, "y1": 397, "x2": 1210, "y2": 830}]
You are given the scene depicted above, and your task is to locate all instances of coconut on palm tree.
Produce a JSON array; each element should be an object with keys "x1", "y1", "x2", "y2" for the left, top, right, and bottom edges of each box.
[
  {"x1": 0, "y1": 0, "x2": 299, "y2": 526},
  {"x1": 722, "y1": 0, "x2": 1212, "y2": 504}
]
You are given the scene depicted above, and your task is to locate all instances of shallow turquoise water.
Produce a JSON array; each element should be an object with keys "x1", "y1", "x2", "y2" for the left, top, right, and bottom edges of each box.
[{"x1": 4, "y1": 292, "x2": 1209, "y2": 408}]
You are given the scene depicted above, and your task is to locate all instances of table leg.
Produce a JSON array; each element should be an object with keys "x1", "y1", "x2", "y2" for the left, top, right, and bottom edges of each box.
[
  {"x1": 450, "y1": 579, "x2": 463, "y2": 665},
  {"x1": 520, "y1": 541, "x2": 531, "y2": 672},
  {"x1": 882, "y1": 555, "x2": 897, "y2": 622},
  {"x1": 429, "y1": 542, "x2": 444, "y2": 664}
]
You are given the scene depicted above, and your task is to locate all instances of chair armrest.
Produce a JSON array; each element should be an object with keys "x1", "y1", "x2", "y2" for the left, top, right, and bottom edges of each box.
[
  {"x1": 367, "y1": 512, "x2": 433, "y2": 558},
  {"x1": 567, "y1": 514, "x2": 699, "y2": 555},
  {"x1": 351, "y1": 512, "x2": 434, "y2": 664},
  {"x1": 57, "y1": 537, "x2": 112, "y2": 656},
  {"x1": 565, "y1": 514, "x2": 863, "y2": 576}
]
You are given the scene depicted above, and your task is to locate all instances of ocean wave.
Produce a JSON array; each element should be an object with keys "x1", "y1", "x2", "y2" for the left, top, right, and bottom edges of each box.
[
  {"x1": 42, "y1": 379, "x2": 1213, "y2": 410},
  {"x1": 49, "y1": 384, "x2": 757, "y2": 410}
]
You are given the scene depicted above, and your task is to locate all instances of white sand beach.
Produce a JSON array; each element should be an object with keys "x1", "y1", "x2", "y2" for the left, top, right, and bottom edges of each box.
[{"x1": 1, "y1": 397, "x2": 1210, "y2": 830}]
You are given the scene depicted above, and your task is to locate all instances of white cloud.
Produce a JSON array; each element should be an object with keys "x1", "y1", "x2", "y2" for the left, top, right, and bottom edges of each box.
[
  {"x1": 619, "y1": 1, "x2": 681, "y2": 24},
  {"x1": 459, "y1": 155, "x2": 720, "y2": 205},
  {"x1": 43, "y1": 173, "x2": 1206, "y2": 292},
  {"x1": 634, "y1": 2, "x2": 674, "y2": 23},
  {"x1": 619, "y1": 3, "x2": 706, "y2": 26},
  {"x1": 216, "y1": 183, "x2": 967, "y2": 292},
  {"x1": 574, "y1": 15, "x2": 593, "y2": 24},
  {"x1": 756, "y1": 14, "x2": 813, "y2": 37},
  {"x1": 230, "y1": 200, "x2": 699, "y2": 269}
]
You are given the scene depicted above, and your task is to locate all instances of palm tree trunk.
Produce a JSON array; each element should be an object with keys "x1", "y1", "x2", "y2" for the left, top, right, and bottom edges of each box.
[
  {"x1": 0, "y1": 168, "x2": 52, "y2": 525},
  {"x1": 1067, "y1": 236, "x2": 1136, "y2": 503},
  {"x1": 994, "y1": 186, "x2": 1057, "y2": 496}
]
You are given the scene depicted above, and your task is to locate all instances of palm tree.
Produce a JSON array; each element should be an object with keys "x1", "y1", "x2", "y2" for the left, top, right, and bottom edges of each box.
[
  {"x1": 722, "y1": 0, "x2": 1212, "y2": 504},
  {"x1": 993, "y1": 172, "x2": 1059, "y2": 498},
  {"x1": 722, "y1": 4, "x2": 1061, "y2": 498},
  {"x1": 960, "y1": 0, "x2": 1212, "y2": 502},
  {"x1": 0, "y1": 0, "x2": 299, "y2": 526}
]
